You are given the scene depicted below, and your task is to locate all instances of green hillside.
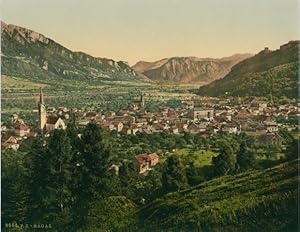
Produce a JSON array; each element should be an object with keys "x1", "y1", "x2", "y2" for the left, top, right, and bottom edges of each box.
[
  {"x1": 198, "y1": 41, "x2": 299, "y2": 99},
  {"x1": 86, "y1": 196, "x2": 138, "y2": 232},
  {"x1": 136, "y1": 159, "x2": 298, "y2": 231}
]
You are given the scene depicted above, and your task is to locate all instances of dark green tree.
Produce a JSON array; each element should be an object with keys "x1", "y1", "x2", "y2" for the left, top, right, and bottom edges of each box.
[
  {"x1": 286, "y1": 138, "x2": 299, "y2": 160},
  {"x1": 46, "y1": 129, "x2": 73, "y2": 227},
  {"x1": 118, "y1": 162, "x2": 139, "y2": 200},
  {"x1": 212, "y1": 141, "x2": 236, "y2": 176},
  {"x1": 26, "y1": 131, "x2": 73, "y2": 230},
  {"x1": 162, "y1": 155, "x2": 187, "y2": 193},
  {"x1": 186, "y1": 161, "x2": 205, "y2": 186},
  {"x1": 278, "y1": 128, "x2": 294, "y2": 145},
  {"x1": 138, "y1": 169, "x2": 162, "y2": 203},
  {"x1": 236, "y1": 142, "x2": 255, "y2": 170},
  {"x1": 72, "y1": 122, "x2": 112, "y2": 229},
  {"x1": 1, "y1": 149, "x2": 28, "y2": 226},
  {"x1": 65, "y1": 113, "x2": 78, "y2": 149},
  {"x1": 236, "y1": 134, "x2": 256, "y2": 170},
  {"x1": 26, "y1": 136, "x2": 50, "y2": 223}
]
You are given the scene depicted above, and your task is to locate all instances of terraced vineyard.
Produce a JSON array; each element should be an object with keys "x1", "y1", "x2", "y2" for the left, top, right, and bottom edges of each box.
[{"x1": 136, "y1": 159, "x2": 299, "y2": 231}]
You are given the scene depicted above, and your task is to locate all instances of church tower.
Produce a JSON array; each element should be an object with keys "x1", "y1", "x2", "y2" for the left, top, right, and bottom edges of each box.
[
  {"x1": 140, "y1": 93, "x2": 145, "y2": 108},
  {"x1": 38, "y1": 87, "x2": 47, "y2": 132}
]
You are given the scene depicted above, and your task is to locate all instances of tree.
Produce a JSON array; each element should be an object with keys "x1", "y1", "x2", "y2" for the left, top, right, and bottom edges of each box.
[
  {"x1": 65, "y1": 113, "x2": 79, "y2": 149},
  {"x1": 162, "y1": 155, "x2": 187, "y2": 193},
  {"x1": 26, "y1": 130, "x2": 73, "y2": 229},
  {"x1": 72, "y1": 122, "x2": 112, "y2": 229},
  {"x1": 118, "y1": 162, "x2": 139, "y2": 200},
  {"x1": 236, "y1": 134, "x2": 256, "y2": 170},
  {"x1": 286, "y1": 138, "x2": 299, "y2": 160},
  {"x1": 279, "y1": 128, "x2": 295, "y2": 145},
  {"x1": 186, "y1": 161, "x2": 205, "y2": 186},
  {"x1": 26, "y1": 136, "x2": 50, "y2": 222},
  {"x1": 46, "y1": 129, "x2": 73, "y2": 226},
  {"x1": 138, "y1": 169, "x2": 162, "y2": 203},
  {"x1": 212, "y1": 141, "x2": 236, "y2": 176},
  {"x1": 267, "y1": 71, "x2": 274, "y2": 104},
  {"x1": 2, "y1": 150, "x2": 28, "y2": 225},
  {"x1": 80, "y1": 121, "x2": 111, "y2": 194}
]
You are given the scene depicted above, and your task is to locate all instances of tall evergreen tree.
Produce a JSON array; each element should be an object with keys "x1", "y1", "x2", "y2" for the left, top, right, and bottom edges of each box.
[
  {"x1": 162, "y1": 155, "x2": 187, "y2": 193},
  {"x1": 72, "y1": 122, "x2": 112, "y2": 229},
  {"x1": 66, "y1": 113, "x2": 78, "y2": 149},
  {"x1": 236, "y1": 134, "x2": 256, "y2": 170},
  {"x1": 212, "y1": 141, "x2": 236, "y2": 176},
  {"x1": 286, "y1": 138, "x2": 299, "y2": 160},
  {"x1": 2, "y1": 150, "x2": 28, "y2": 226},
  {"x1": 140, "y1": 169, "x2": 162, "y2": 202},
  {"x1": 236, "y1": 141, "x2": 255, "y2": 170},
  {"x1": 186, "y1": 161, "x2": 205, "y2": 186},
  {"x1": 118, "y1": 162, "x2": 139, "y2": 200},
  {"x1": 27, "y1": 131, "x2": 73, "y2": 229},
  {"x1": 80, "y1": 121, "x2": 111, "y2": 195},
  {"x1": 46, "y1": 129, "x2": 72, "y2": 225},
  {"x1": 26, "y1": 136, "x2": 49, "y2": 222}
]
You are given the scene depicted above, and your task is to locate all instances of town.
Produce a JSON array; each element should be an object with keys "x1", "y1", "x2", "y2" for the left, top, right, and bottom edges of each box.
[{"x1": 2, "y1": 88, "x2": 298, "y2": 173}]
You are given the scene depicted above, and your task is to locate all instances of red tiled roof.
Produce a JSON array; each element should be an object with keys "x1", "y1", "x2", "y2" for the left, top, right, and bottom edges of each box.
[
  {"x1": 86, "y1": 112, "x2": 98, "y2": 117},
  {"x1": 135, "y1": 154, "x2": 150, "y2": 164},
  {"x1": 13, "y1": 122, "x2": 29, "y2": 130},
  {"x1": 1, "y1": 135, "x2": 17, "y2": 143},
  {"x1": 148, "y1": 153, "x2": 159, "y2": 160},
  {"x1": 27, "y1": 132, "x2": 37, "y2": 138},
  {"x1": 46, "y1": 116, "x2": 59, "y2": 124}
]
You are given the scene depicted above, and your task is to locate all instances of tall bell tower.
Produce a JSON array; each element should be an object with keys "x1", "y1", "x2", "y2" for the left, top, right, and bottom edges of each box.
[
  {"x1": 38, "y1": 87, "x2": 47, "y2": 132},
  {"x1": 140, "y1": 93, "x2": 145, "y2": 108}
]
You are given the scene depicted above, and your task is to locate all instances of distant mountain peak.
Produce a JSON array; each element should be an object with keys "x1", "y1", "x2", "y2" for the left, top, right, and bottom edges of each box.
[
  {"x1": 132, "y1": 54, "x2": 253, "y2": 85},
  {"x1": 1, "y1": 21, "x2": 49, "y2": 44}
]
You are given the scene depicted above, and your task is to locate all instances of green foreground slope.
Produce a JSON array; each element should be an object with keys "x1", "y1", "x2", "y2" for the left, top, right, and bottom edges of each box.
[
  {"x1": 137, "y1": 160, "x2": 299, "y2": 232},
  {"x1": 86, "y1": 196, "x2": 137, "y2": 232}
]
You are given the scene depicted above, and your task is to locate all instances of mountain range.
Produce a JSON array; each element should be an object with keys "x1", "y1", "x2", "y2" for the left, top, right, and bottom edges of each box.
[
  {"x1": 1, "y1": 21, "x2": 252, "y2": 86},
  {"x1": 1, "y1": 21, "x2": 298, "y2": 99},
  {"x1": 198, "y1": 41, "x2": 299, "y2": 99},
  {"x1": 132, "y1": 54, "x2": 252, "y2": 85},
  {"x1": 1, "y1": 21, "x2": 145, "y2": 82}
]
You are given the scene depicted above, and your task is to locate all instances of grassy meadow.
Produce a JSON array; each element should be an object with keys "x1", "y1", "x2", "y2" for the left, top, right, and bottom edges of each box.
[{"x1": 173, "y1": 148, "x2": 217, "y2": 167}]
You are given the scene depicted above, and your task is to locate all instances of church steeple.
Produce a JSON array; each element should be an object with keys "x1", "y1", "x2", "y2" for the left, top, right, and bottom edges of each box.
[
  {"x1": 39, "y1": 87, "x2": 44, "y2": 104},
  {"x1": 38, "y1": 88, "x2": 47, "y2": 133},
  {"x1": 140, "y1": 93, "x2": 145, "y2": 108}
]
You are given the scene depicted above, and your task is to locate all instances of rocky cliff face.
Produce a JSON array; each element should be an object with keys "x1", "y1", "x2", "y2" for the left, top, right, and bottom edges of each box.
[
  {"x1": 1, "y1": 21, "x2": 145, "y2": 82},
  {"x1": 132, "y1": 54, "x2": 252, "y2": 85}
]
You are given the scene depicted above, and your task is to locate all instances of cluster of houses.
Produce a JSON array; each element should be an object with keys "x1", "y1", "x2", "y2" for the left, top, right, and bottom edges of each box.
[
  {"x1": 71, "y1": 96, "x2": 298, "y2": 147},
  {"x1": 1, "y1": 116, "x2": 36, "y2": 151},
  {"x1": 1, "y1": 89, "x2": 299, "y2": 173}
]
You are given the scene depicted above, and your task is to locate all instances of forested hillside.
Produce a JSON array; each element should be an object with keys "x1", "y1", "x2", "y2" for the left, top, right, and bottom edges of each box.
[{"x1": 198, "y1": 41, "x2": 299, "y2": 99}]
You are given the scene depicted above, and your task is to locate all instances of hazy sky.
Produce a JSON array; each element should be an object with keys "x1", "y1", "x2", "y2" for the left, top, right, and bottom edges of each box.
[{"x1": 1, "y1": 0, "x2": 299, "y2": 65}]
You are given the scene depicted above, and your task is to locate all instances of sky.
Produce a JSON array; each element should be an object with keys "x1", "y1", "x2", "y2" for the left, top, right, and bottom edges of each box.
[{"x1": 1, "y1": 0, "x2": 299, "y2": 65}]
